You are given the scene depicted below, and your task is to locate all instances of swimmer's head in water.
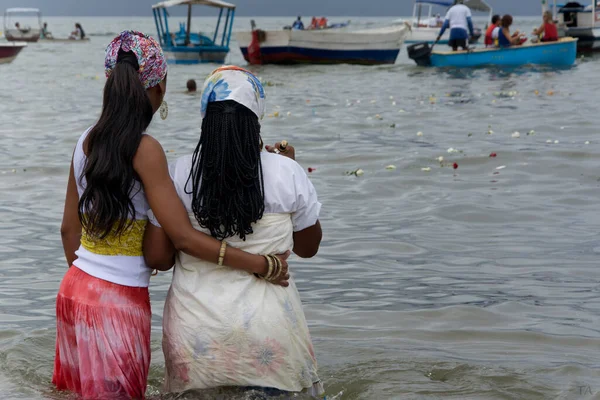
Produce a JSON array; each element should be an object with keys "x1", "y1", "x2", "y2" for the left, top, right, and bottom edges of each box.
[{"x1": 187, "y1": 79, "x2": 197, "y2": 92}]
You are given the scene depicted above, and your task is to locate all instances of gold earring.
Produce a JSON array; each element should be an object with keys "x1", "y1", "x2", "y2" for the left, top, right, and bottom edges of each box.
[{"x1": 159, "y1": 101, "x2": 168, "y2": 120}]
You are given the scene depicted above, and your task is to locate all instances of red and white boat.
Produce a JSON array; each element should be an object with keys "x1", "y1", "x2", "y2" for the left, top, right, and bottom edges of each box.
[{"x1": 0, "y1": 42, "x2": 27, "y2": 64}]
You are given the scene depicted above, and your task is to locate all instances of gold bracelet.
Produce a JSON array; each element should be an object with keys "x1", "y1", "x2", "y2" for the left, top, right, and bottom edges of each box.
[
  {"x1": 218, "y1": 240, "x2": 227, "y2": 266},
  {"x1": 266, "y1": 255, "x2": 281, "y2": 282},
  {"x1": 266, "y1": 255, "x2": 277, "y2": 280}
]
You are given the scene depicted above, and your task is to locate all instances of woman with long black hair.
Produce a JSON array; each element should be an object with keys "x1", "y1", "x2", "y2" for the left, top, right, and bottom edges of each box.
[
  {"x1": 53, "y1": 32, "x2": 288, "y2": 399},
  {"x1": 144, "y1": 66, "x2": 324, "y2": 397}
]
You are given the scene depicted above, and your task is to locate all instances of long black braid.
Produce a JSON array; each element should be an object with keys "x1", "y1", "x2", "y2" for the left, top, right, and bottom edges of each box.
[{"x1": 186, "y1": 100, "x2": 265, "y2": 241}]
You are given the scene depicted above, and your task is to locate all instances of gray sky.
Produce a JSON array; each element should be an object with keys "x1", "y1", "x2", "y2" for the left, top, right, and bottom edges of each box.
[{"x1": 0, "y1": 0, "x2": 542, "y2": 16}]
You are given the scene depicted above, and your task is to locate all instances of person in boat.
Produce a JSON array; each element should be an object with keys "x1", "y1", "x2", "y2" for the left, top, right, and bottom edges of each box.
[
  {"x1": 498, "y1": 15, "x2": 525, "y2": 47},
  {"x1": 533, "y1": 10, "x2": 559, "y2": 42},
  {"x1": 41, "y1": 22, "x2": 53, "y2": 39},
  {"x1": 484, "y1": 15, "x2": 501, "y2": 47},
  {"x1": 310, "y1": 17, "x2": 318, "y2": 29},
  {"x1": 435, "y1": 14, "x2": 444, "y2": 27},
  {"x1": 144, "y1": 66, "x2": 324, "y2": 397},
  {"x1": 53, "y1": 31, "x2": 290, "y2": 400},
  {"x1": 186, "y1": 79, "x2": 197, "y2": 92},
  {"x1": 437, "y1": 0, "x2": 475, "y2": 51},
  {"x1": 318, "y1": 17, "x2": 328, "y2": 29},
  {"x1": 292, "y1": 16, "x2": 305, "y2": 30},
  {"x1": 69, "y1": 23, "x2": 85, "y2": 40},
  {"x1": 14, "y1": 22, "x2": 30, "y2": 34}
]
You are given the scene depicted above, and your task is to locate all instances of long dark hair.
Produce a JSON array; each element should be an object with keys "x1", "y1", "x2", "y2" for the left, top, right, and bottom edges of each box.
[
  {"x1": 76, "y1": 23, "x2": 85, "y2": 39},
  {"x1": 78, "y1": 50, "x2": 153, "y2": 239},
  {"x1": 186, "y1": 100, "x2": 265, "y2": 241}
]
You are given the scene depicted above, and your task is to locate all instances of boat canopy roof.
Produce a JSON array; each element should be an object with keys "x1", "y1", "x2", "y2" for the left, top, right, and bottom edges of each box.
[
  {"x1": 152, "y1": 0, "x2": 235, "y2": 10},
  {"x1": 415, "y1": 0, "x2": 491, "y2": 12},
  {"x1": 5, "y1": 8, "x2": 41, "y2": 14}
]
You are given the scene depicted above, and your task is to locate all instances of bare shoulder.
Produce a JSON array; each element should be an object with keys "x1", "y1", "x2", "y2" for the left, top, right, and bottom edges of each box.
[{"x1": 134, "y1": 135, "x2": 167, "y2": 170}]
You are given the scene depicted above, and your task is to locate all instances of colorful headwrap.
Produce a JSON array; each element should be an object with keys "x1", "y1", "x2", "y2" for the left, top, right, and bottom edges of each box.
[
  {"x1": 105, "y1": 30, "x2": 167, "y2": 90},
  {"x1": 200, "y1": 66, "x2": 266, "y2": 120}
]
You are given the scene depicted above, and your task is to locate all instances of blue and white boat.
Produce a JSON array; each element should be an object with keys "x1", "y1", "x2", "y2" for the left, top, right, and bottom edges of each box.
[
  {"x1": 152, "y1": 0, "x2": 235, "y2": 64},
  {"x1": 395, "y1": 0, "x2": 491, "y2": 45},
  {"x1": 408, "y1": 37, "x2": 578, "y2": 67}
]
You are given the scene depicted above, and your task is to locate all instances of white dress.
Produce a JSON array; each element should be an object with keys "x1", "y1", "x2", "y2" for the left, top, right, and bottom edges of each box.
[{"x1": 150, "y1": 152, "x2": 323, "y2": 395}]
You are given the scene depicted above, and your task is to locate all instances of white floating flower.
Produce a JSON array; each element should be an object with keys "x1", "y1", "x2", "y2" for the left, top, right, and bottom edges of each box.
[
  {"x1": 392, "y1": 101, "x2": 397, "y2": 106},
  {"x1": 585, "y1": 141, "x2": 591, "y2": 145},
  {"x1": 417, "y1": 131, "x2": 423, "y2": 136},
  {"x1": 554, "y1": 140, "x2": 559, "y2": 144},
  {"x1": 496, "y1": 166, "x2": 506, "y2": 170},
  {"x1": 447, "y1": 147, "x2": 458, "y2": 153},
  {"x1": 385, "y1": 165, "x2": 397, "y2": 170},
  {"x1": 355, "y1": 169, "x2": 364, "y2": 176},
  {"x1": 421, "y1": 167, "x2": 431, "y2": 172},
  {"x1": 511, "y1": 132, "x2": 520, "y2": 138},
  {"x1": 437, "y1": 156, "x2": 444, "y2": 162},
  {"x1": 546, "y1": 139, "x2": 553, "y2": 143}
]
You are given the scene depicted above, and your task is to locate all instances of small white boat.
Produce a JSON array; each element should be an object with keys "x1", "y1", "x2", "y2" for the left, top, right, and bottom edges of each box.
[
  {"x1": 396, "y1": 0, "x2": 491, "y2": 45},
  {"x1": 3, "y1": 8, "x2": 41, "y2": 42},
  {"x1": 547, "y1": 0, "x2": 600, "y2": 51},
  {"x1": 236, "y1": 23, "x2": 410, "y2": 65}
]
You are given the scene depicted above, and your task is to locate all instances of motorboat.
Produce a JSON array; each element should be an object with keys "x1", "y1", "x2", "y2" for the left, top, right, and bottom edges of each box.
[
  {"x1": 3, "y1": 8, "x2": 41, "y2": 42},
  {"x1": 407, "y1": 37, "x2": 578, "y2": 67},
  {"x1": 0, "y1": 41, "x2": 27, "y2": 64},
  {"x1": 236, "y1": 21, "x2": 410, "y2": 65}
]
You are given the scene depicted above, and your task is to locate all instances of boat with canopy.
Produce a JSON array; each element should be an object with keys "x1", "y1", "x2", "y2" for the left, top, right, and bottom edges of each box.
[{"x1": 152, "y1": 0, "x2": 235, "y2": 64}]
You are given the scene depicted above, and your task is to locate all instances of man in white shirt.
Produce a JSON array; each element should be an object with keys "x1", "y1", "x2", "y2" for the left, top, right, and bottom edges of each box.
[{"x1": 437, "y1": 0, "x2": 474, "y2": 51}]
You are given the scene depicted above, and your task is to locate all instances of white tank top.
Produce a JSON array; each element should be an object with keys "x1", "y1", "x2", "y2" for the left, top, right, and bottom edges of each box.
[{"x1": 72, "y1": 128, "x2": 152, "y2": 287}]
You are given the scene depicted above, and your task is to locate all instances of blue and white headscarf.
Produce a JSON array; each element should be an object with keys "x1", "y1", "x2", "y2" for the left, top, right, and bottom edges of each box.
[{"x1": 200, "y1": 66, "x2": 266, "y2": 120}]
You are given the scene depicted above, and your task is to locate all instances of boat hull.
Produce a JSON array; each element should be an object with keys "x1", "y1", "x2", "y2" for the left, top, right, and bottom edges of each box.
[
  {"x1": 163, "y1": 47, "x2": 229, "y2": 64},
  {"x1": 428, "y1": 38, "x2": 578, "y2": 67},
  {"x1": 4, "y1": 29, "x2": 40, "y2": 42},
  {"x1": 563, "y1": 27, "x2": 600, "y2": 51},
  {"x1": 236, "y1": 26, "x2": 408, "y2": 65},
  {"x1": 0, "y1": 42, "x2": 26, "y2": 64}
]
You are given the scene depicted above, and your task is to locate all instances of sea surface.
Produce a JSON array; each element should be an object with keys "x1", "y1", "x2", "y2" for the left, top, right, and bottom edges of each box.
[{"x1": 1, "y1": 16, "x2": 600, "y2": 400}]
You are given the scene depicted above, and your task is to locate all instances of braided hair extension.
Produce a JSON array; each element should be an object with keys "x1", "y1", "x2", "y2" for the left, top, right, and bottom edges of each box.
[{"x1": 186, "y1": 100, "x2": 265, "y2": 241}]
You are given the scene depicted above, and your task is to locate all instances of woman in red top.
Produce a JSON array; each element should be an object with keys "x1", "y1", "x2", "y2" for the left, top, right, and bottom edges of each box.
[
  {"x1": 533, "y1": 11, "x2": 558, "y2": 42},
  {"x1": 484, "y1": 15, "x2": 501, "y2": 47}
]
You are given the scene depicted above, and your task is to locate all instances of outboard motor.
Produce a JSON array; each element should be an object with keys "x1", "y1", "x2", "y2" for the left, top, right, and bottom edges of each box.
[{"x1": 407, "y1": 42, "x2": 432, "y2": 66}]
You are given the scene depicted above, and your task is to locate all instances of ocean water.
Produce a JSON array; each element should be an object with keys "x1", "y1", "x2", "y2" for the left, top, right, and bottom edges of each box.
[{"x1": 1, "y1": 16, "x2": 600, "y2": 400}]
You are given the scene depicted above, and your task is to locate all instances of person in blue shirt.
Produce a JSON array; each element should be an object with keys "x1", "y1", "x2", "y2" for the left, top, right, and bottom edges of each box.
[
  {"x1": 437, "y1": 0, "x2": 474, "y2": 51},
  {"x1": 292, "y1": 16, "x2": 305, "y2": 30}
]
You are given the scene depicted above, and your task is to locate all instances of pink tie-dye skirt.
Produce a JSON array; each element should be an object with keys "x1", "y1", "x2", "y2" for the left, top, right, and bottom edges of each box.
[{"x1": 52, "y1": 266, "x2": 151, "y2": 399}]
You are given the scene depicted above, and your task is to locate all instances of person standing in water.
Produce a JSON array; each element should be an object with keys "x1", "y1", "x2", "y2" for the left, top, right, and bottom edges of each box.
[
  {"x1": 53, "y1": 31, "x2": 289, "y2": 400},
  {"x1": 143, "y1": 66, "x2": 324, "y2": 397},
  {"x1": 437, "y1": 0, "x2": 474, "y2": 51}
]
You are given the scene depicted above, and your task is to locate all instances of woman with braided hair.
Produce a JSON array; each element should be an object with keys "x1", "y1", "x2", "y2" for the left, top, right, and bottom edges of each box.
[
  {"x1": 143, "y1": 66, "x2": 324, "y2": 396},
  {"x1": 54, "y1": 33, "x2": 289, "y2": 399}
]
